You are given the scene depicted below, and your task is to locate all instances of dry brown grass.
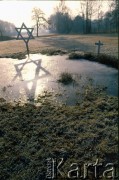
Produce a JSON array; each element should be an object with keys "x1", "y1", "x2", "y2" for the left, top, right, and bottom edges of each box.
[
  {"x1": 0, "y1": 39, "x2": 51, "y2": 56},
  {"x1": 0, "y1": 34, "x2": 118, "y2": 57}
]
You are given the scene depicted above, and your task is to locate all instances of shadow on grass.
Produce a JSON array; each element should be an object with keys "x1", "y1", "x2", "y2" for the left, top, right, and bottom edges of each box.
[{"x1": 38, "y1": 36, "x2": 93, "y2": 52}]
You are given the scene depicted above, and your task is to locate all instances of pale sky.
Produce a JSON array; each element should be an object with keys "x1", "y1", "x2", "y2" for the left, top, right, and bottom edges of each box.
[{"x1": 0, "y1": 1, "x2": 110, "y2": 27}]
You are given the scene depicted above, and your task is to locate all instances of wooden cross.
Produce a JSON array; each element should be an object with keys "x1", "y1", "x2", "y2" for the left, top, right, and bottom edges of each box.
[
  {"x1": 95, "y1": 40, "x2": 103, "y2": 55},
  {"x1": 15, "y1": 23, "x2": 34, "y2": 57}
]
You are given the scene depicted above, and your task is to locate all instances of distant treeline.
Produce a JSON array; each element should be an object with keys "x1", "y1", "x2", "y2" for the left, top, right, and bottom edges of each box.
[
  {"x1": 0, "y1": 20, "x2": 16, "y2": 41},
  {"x1": 0, "y1": 0, "x2": 118, "y2": 41},
  {"x1": 0, "y1": 36, "x2": 15, "y2": 41},
  {"x1": 48, "y1": 1, "x2": 118, "y2": 34}
]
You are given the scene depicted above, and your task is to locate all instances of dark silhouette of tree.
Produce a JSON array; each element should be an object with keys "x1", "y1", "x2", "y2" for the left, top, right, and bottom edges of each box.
[
  {"x1": 99, "y1": 0, "x2": 118, "y2": 33},
  {"x1": 49, "y1": 0, "x2": 118, "y2": 35},
  {"x1": 108, "y1": 0, "x2": 118, "y2": 33},
  {"x1": 0, "y1": 20, "x2": 16, "y2": 41},
  {"x1": 80, "y1": 0, "x2": 98, "y2": 33},
  {"x1": 49, "y1": 12, "x2": 72, "y2": 34},
  {"x1": 72, "y1": 15, "x2": 84, "y2": 33},
  {"x1": 48, "y1": 0, "x2": 72, "y2": 34},
  {"x1": 0, "y1": 30, "x2": 3, "y2": 40},
  {"x1": 95, "y1": 3, "x2": 104, "y2": 33}
]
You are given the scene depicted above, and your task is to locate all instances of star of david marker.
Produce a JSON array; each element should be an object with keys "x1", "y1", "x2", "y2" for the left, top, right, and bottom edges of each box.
[{"x1": 15, "y1": 23, "x2": 34, "y2": 57}]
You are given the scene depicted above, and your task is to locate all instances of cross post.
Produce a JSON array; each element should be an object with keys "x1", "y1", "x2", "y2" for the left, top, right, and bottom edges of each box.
[{"x1": 95, "y1": 40, "x2": 103, "y2": 55}]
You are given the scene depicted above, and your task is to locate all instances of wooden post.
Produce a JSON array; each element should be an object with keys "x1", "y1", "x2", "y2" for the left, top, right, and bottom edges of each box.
[
  {"x1": 95, "y1": 40, "x2": 103, "y2": 55},
  {"x1": 26, "y1": 42, "x2": 29, "y2": 57}
]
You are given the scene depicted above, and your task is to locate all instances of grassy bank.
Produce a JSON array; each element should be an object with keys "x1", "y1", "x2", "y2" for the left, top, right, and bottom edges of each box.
[
  {"x1": 0, "y1": 47, "x2": 118, "y2": 69},
  {"x1": 0, "y1": 88, "x2": 118, "y2": 179},
  {"x1": 68, "y1": 51, "x2": 118, "y2": 69},
  {"x1": 0, "y1": 33, "x2": 118, "y2": 65}
]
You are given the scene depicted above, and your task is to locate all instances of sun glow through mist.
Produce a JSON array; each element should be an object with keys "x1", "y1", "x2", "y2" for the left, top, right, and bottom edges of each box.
[{"x1": 0, "y1": 1, "x2": 109, "y2": 27}]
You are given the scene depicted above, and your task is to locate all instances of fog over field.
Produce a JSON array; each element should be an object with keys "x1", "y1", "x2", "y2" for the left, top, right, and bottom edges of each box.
[{"x1": 0, "y1": 0, "x2": 109, "y2": 26}]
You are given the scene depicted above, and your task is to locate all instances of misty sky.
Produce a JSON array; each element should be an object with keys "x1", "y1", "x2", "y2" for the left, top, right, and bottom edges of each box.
[{"x1": 0, "y1": 1, "x2": 110, "y2": 27}]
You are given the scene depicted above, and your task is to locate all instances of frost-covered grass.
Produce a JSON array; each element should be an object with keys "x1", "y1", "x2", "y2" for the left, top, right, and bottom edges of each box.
[
  {"x1": 0, "y1": 34, "x2": 117, "y2": 57},
  {"x1": 58, "y1": 72, "x2": 74, "y2": 85},
  {"x1": 68, "y1": 52, "x2": 118, "y2": 69},
  {"x1": 0, "y1": 86, "x2": 118, "y2": 179},
  {"x1": 0, "y1": 34, "x2": 118, "y2": 179}
]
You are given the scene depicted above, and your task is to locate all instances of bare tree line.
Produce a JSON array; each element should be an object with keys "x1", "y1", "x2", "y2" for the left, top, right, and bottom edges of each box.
[
  {"x1": 31, "y1": 0, "x2": 118, "y2": 36},
  {"x1": 0, "y1": 0, "x2": 118, "y2": 40},
  {"x1": 48, "y1": 0, "x2": 118, "y2": 34},
  {"x1": 0, "y1": 20, "x2": 16, "y2": 40}
]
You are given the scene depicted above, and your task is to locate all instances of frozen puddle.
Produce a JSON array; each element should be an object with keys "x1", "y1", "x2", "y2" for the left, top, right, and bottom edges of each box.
[{"x1": 0, "y1": 53, "x2": 118, "y2": 105}]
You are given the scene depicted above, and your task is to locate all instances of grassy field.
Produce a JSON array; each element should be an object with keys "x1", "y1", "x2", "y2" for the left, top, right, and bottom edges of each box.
[
  {"x1": 0, "y1": 34, "x2": 118, "y2": 179},
  {"x1": 0, "y1": 34, "x2": 118, "y2": 58},
  {"x1": 0, "y1": 88, "x2": 118, "y2": 179}
]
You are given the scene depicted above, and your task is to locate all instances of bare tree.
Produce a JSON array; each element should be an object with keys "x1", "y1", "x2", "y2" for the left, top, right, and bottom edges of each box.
[
  {"x1": 32, "y1": 7, "x2": 48, "y2": 37},
  {"x1": 80, "y1": 0, "x2": 98, "y2": 33},
  {"x1": 107, "y1": 0, "x2": 118, "y2": 33},
  {"x1": 55, "y1": 0, "x2": 70, "y2": 14},
  {"x1": 96, "y1": 3, "x2": 104, "y2": 33}
]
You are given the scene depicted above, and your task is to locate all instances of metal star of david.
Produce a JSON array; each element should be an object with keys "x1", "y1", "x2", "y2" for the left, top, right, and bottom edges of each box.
[
  {"x1": 15, "y1": 23, "x2": 34, "y2": 43},
  {"x1": 15, "y1": 23, "x2": 34, "y2": 56}
]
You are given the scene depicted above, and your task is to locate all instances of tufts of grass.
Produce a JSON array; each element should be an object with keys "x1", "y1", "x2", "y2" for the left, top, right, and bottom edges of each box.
[
  {"x1": 40, "y1": 48, "x2": 67, "y2": 56},
  {"x1": 2, "y1": 86, "x2": 6, "y2": 92},
  {"x1": 0, "y1": 52, "x2": 26, "y2": 60},
  {"x1": 96, "y1": 54, "x2": 118, "y2": 68},
  {"x1": 0, "y1": 89, "x2": 118, "y2": 179},
  {"x1": 68, "y1": 52, "x2": 118, "y2": 69},
  {"x1": 84, "y1": 52, "x2": 95, "y2": 60},
  {"x1": 68, "y1": 52, "x2": 84, "y2": 59},
  {"x1": 11, "y1": 52, "x2": 26, "y2": 60},
  {"x1": 58, "y1": 72, "x2": 74, "y2": 85}
]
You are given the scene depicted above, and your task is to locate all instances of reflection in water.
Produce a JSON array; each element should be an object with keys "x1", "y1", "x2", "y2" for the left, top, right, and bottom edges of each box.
[
  {"x1": 0, "y1": 54, "x2": 118, "y2": 105},
  {"x1": 12, "y1": 57, "x2": 50, "y2": 100}
]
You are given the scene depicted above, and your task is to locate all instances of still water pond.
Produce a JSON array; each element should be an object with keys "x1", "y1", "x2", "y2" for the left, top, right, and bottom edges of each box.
[{"x1": 0, "y1": 53, "x2": 118, "y2": 105}]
